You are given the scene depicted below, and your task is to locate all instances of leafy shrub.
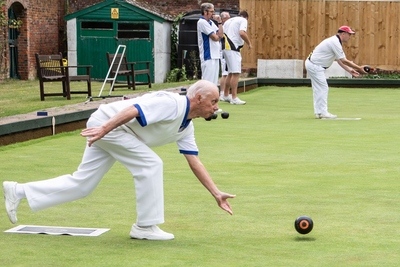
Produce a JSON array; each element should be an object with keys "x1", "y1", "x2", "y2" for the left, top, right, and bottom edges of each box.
[{"x1": 166, "y1": 66, "x2": 187, "y2": 83}]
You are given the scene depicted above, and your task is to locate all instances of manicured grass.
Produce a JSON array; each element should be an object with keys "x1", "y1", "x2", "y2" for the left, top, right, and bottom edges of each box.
[
  {"x1": 1, "y1": 86, "x2": 400, "y2": 266},
  {"x1": 0, "y1": 79, "x2": 195, "y2": 117}
]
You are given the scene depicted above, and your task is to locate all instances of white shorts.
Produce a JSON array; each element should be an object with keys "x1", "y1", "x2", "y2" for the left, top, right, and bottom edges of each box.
[
  {"x1": 223, "y1": 50, "x2": 242, "y2": 74},
  {"x1": 201, "y1": 59, "x2": 220, "y2": 85}
]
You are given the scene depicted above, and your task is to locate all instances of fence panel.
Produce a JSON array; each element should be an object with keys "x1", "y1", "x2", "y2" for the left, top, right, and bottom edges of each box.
[{"x1": 240, "y1": 0, "x2": 400, "y2": 70}]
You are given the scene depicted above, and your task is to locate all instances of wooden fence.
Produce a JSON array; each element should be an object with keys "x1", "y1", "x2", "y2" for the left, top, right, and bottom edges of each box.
[{"x1": 240, "y1": 0, "x2": 400, "y2": 70}]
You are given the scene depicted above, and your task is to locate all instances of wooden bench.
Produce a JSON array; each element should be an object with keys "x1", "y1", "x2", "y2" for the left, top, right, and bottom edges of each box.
[
  {"x1": 106, "y1": 52, "x2": 151, "y2": 91},
  {"x1": 35, "y1": 53, "x2": 92, "y2": 101}
]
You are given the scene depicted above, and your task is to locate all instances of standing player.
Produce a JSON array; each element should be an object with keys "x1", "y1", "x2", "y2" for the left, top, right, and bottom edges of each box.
[
  {"x1": 197, "y1": 3, "x2": 223, "y2": 85},
  {"x1": 217, "y1": 11, "x2": 231, "y2": 98},
  {"x1": 306, "y1": 26, "x2": 368, "y2": 119},
  {"x1": 221, "y1": 10, "x2": 252, "y2": 105}
]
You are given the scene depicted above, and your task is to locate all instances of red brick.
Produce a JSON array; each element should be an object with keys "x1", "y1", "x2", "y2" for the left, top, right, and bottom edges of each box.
[{"x1": 4, "y1": 0, "x2": 239, "y2": 80}]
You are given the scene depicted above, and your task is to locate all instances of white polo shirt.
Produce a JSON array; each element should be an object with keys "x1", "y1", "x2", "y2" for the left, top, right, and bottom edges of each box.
[
  {"x1": 197, "y1": 16, "x2": 221, "y2": 62},
  {"x1": 223, "y1": 16, "x2": 248, "y2": 51},
  {"x1": 309, "y1": 35, "x2": 346, "y2": 68},
  {"x1": 92, "y1": 91, "x2": 198, "y2": 155}
]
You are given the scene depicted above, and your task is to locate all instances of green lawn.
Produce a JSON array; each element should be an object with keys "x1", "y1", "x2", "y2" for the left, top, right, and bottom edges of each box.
[
  {"x1": 0, "y1": 79, "x2": 195, "y2": 118},
  {"x1": 0, "y1": 86, "x2": 400, "y2": 266}
]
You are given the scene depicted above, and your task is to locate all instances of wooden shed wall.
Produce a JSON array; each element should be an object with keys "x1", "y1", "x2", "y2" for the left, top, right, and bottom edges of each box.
[{"x1": 240, "y1": 0, "x2": 400, "y2": 70}]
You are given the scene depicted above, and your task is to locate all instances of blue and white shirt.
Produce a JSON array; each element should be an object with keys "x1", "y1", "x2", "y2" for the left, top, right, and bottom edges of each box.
[
  {"x1": 92, "y1": 91, "x2": 198, "y2": 155},
  {"x1": 197, "y1": 16, "x2": 221, "y2": 62}
]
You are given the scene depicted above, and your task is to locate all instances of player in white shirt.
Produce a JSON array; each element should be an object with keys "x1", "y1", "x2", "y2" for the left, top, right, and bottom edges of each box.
[
  {"x1": 197, "y1": 3, "x2": 223, "y2": 85},
  {"x1": 217, "y1": 11, "x2": 231, "y2": 98},
  {"x1": 221, "y1": 10, "x2": 252, "y2": 105},
  {"x1": 305, "y1": 26, "x2": 368, "y2": 119},
  {"x1": 3, "y1": 80, "x2": 236, "y2": 241}
]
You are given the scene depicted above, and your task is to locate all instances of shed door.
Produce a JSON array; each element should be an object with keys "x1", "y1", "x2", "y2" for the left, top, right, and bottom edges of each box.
[{"x1": 77, "y1": 20, "x2": 154, "y2": 82}]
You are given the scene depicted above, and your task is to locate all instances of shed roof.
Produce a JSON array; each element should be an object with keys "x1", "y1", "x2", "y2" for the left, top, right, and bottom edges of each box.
[{"x1": 65, "y1": 0, "x2": 175, "y2": 22}]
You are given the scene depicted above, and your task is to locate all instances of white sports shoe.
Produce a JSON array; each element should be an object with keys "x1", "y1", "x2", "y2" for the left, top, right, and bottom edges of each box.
[
  {"x1": 219, "y1": 94, "x2": 232, "y2": 103},
  {"x1": 130, "y1": 224, "x2": 174, "y2": 241},
  {"x1": 316, "y1": 113, "x2": 337, "y2": 119},
  {"x1": 3, "y1": 181, "x2": 20, "y2": 224},
  {"x1": 230, "y1": 97, "x2": 246, "y2": 105}
]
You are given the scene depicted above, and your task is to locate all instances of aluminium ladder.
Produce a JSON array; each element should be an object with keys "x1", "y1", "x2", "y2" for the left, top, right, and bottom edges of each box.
[{"x1": 86, "y1": 45, "x2": 127, "y2": 102}]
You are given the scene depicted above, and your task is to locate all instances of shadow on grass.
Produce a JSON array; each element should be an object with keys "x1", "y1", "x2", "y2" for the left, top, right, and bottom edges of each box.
[{"x1": 294, "y1": 236, "x2": 316, "y2": 242}]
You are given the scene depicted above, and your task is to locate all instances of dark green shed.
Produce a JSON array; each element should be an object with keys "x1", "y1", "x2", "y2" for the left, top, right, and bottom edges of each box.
[{"x1": 65, "y1": 0, "x2": 173, "y2": 83}]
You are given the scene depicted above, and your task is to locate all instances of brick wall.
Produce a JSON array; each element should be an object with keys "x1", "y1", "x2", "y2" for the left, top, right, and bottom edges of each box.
[
  {"x1": 29, "y1": 0, "x2": 61, "y2": 79},
  {"x1": 67, "y1": 0, "x2": 100, "y2": 14},
  {"x1": 67, "y1": 0, "x2": 240, "y2": 16},
  {"x1": 12, "y1": 0, "x2": 240, "y2": 80},
  {"x1": 10, "y1": 0, "x2": 62, "y2": 80},
  {"x1": 133, "y1": 0, "x2": 240, "y2": 15}
]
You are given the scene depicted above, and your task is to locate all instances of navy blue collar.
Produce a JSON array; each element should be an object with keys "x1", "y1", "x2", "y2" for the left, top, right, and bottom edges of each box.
[
  {"x1": 200, "y1": 16, "x2": 212, "y2": 25},
  {"x1": 178, "y1": 96, "x2": 191, "y2": 132}
]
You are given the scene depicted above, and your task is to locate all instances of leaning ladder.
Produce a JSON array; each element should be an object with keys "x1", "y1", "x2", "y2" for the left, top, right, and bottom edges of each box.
[{"x1": 86, "y1": 45, "x2": 126, "y2": 102}]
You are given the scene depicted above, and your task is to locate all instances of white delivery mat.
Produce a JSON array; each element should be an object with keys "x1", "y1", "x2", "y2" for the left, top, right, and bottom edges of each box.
[{"x1": 4, "y1": 225, "x2": 110, "y2": 237}]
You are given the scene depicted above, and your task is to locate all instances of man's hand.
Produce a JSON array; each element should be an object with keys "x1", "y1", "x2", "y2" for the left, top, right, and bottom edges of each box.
[
  {"x1": 212, "y1": 14, "x2": 222, "y2": 24},
  {"x1": 349, "y1": 69, "x2": 360, "y2": 77},
  {"x1": 81, "y1": 105, "x2": 139, "y2": 147},
  {"x1": 80, "y1": 127, "x2": 107, "y2": 147},
  {"x1": 215, "y1": 192, "x2": 236, "y2": 215}
]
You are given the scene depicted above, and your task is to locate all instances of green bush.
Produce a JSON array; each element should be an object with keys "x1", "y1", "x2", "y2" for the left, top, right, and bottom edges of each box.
[{"x1": 166, "y1": 66, "x2": 187, "y2": 83}]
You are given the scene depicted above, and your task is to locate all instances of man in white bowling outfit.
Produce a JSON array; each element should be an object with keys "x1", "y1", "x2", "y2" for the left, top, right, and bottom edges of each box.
[
  {"x1": 305, "y1": 25, "x2": 368, "y2": 119},
  {"x1": 197, "y1": 3, "x2": 224, "y2": 85},
  {"x1": 3, "y1": 79, "x2": 236, "y2": 241},
  {"x1": 221, "y1": 10, "x2": 252, "y2": 105}
]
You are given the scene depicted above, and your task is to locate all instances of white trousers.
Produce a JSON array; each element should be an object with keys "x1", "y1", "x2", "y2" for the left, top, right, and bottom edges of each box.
[
  {"x1": 201, "y1": 59, "x2": 220, "y2": 85},
  {"x1": 220, "y1": 50, "x2": 228, "y2": 76},
  {"x1": 305, "y1": 59, "x2": 329, "y2": 114},
  {"x1": 23, "y1": 116, "x2": 165, "y2": 226}
]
